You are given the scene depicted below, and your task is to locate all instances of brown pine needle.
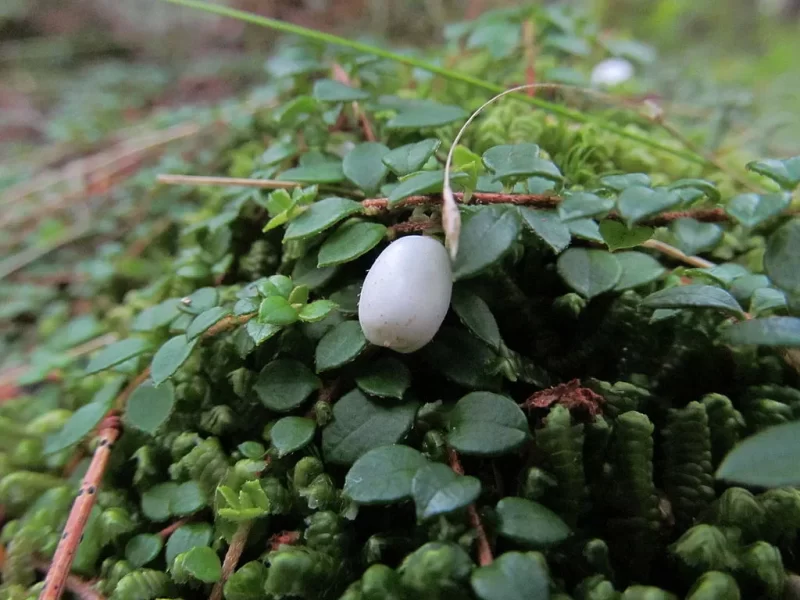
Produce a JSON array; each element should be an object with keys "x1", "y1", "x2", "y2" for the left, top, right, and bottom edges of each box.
[{"x1": 157, "y1": 174, "x2": 301, "y2": 189}]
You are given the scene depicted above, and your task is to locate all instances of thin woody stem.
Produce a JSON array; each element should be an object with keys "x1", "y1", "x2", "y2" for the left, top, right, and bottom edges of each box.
[
  {"x1": 209, "y1": 521, "x2": 252, "y2": 600},
  {"x1": 447, "y1": 448, "x2": 493, "y2": 566}
]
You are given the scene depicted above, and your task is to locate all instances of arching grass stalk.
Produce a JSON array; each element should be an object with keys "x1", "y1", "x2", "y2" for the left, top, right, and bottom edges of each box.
[{"x1": 159, "y1": 0, "x2": 708, "y2": 167}]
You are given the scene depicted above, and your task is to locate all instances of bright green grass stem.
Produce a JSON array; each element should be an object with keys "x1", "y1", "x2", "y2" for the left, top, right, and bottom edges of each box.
[{"x1": 161, "y1": 0, "x2": 709, "y2": 167}]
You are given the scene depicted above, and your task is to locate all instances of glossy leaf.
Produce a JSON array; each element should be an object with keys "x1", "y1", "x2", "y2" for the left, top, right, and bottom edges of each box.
[
  {"x1": 258, "y1": 296, "x2": 299, "y2": 326},
  {"x1": 141, "y1": 482, "x2": 178, "y2": 522},
  {"x1": 124, "y1": 381, "x2": 175, "y2": 435},
  {"x1": 174, "y1": 546, "x2": 222, "y2": 583},
  {"x1": 558, "y1": 191, "x2": 614, "y2": 221},
  {"x1": 411, "y1": 463, "x2": 481, "y2": 520},
  {"x1": 750, "y1": 288, "x2": 787, "y2": 315},
  {"x1": 567, "y1": 218, "x2": 604, "y2": 242},
  {"x1": 557, "y1": 248, "x2": 622, "y2": 299},
  {"x1": 151, "y1": 336, "x2": 198, "y2": 386},
  {"x1": 668, "y1": 178, "x2": 720, "y2": 203},
  {"x1": 614, "y1": 251, "x2": 666, "y2": 291},
  {"x1": 672, "y1": 218, "x2": 722, "y2": 255},
  {"x1": 298, "y1": 300, "x2": 337, "y2": 323},
  {"x1": 132, "y1": 300, "x2": 182, "y2": 332},
  {"x1": 471, "y1": 552, "x2": 549, "y2": 600},
  {"x1": 386, "y1": 103, "x2": 467, "y2": 129},
  {"x1": 125, "y1": 534, "x2": 163, "y2": 568},
  {"x1": 323, "y1": 388, "x2": 419, "y2": 465},
  {"x1": 453, "y1": 206, "x2": 521, "y2": 280},
  {"x1": 451, "y1": 286, "x2": 501, "y2": 349},
  {"x1": 764, "y1": 219, "x2": 800, "y2": 295},
  {"x1": 271, "y1": 417, "x2": 316, "y2": 457},
  {"x1": 315, "y1": 320, "x2": 368, "y2": 372},
  {"x1": 284, "y1": 197, "x2": 363, "y2": 240},
  {"x1": 617, "y1": 186, "x2": 681, "y2": 226},
  {"x1": 496, "y1": 497, "x2": 571, "y2": 547},
  {"x1": 343, "y1": 142, "x2": 390, "y2": 195},
  {"x1": 85, "y1": 338, "x2": 150, "y2": 375},
  {"x1": 317, "y1": 220, "x2": 386, "y2": 267},
  {"x1": 723, "y1": 317, "x2": 800, "y2": 347},
  {"x1": 343, "y1": 444, "x2": 427, "y2": 504},
  {"x1": 165, "y1": 523, "x2": 213, "y2": 566},
  {"x1": 518, "y1": 208, "x2": 571, "y2": 254},
  {"x1": 355, "y1": 357, "x2": 411, "y2": 399},
  {"x1": 599, "y1": 220, "x2": 653, "y2": 251},
  {"x1": 447, "y1": 392, "x2": 529, "y2": 456},
  {"x1": 642, "y1": 285, "x2": 743, "y2": 315},
  {"x1": 312, "y1": 79, "x2": 369, "y2": 102},
  {"x1": 726, "y1": 192, "x2": 789, "y2": 228},
  {"x1": 170, "y1": 481, "x2": 207, "y2": 516},
  {"x1": 423, "y1": 327, "x2": 501, "y2": 390},
  {"x1": 382, "y1": 139, "x2": 441, "y2": 176},
  {"x1": 482, "y1": 144, "x2": 540, "y2": 180},
  {"x1": 254, "y1": 359, "x2": 320, "y2": 412},
  {"x1": 746, "y1": 156, "x2": 800, "y2": 189},
  {"x1": 717, "y1": 421, "x2": 800, "y2": 487},
  {"x1": 186, "y1": 306, "x2": 230, "y2": 340}
]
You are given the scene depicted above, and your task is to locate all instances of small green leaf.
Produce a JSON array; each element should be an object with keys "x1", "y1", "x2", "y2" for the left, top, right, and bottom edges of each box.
[
  {"x1": 467, "y1": 19, "x2": 521, "y2": 58},
  {"x1": 672, "y1": 218, "x2": 722, "y2": 255},
  {"x1": 453, "y1": 206, "x2": 522, "y2": 280},
  {"x1": 614, "y1": 251, "x2": 666, "y2": 291},
  {"x1": 254, "y1": 359, "x2": 320, "y2": 412},
  {"x1": 315, "y1": 320, "x2": 368, "y2": 372},
  {"x1": 388, "y1": 170, "x2": 467, "y2": 205},
  {"x1": 170, "y1": 481, "x2": 207, "y2": 516},
  {"x1": 259, "y1": 275, "x2": 294, "y2": 298},
  {"x1": 165, "y1": 523, "x2": 213, "y2": 566},
  {"x1": 471, "y1": 552, "x2": 549, "y2": 600},
  {"x1": 246, "y1": 320, "x2": 281, "y2": 346},
  {"x1": 730, "y1": 274, "x2": 770, "y2": 303},
  {"x1": 323, "y1": 387, "x2": 419, "y2": 465},
  {"x1": 224, "y1": 562, "x2": 267, "y2": 600},
  {"x1": 451, "y1": 287, "x2": 501, "y2": 349},
  {"x1": 717, "y1": 421, "x2": 800, "y2": 487},
  {"x1": 299, "y1": 300, "x2": 338, "y2": 323},
  {"x1": 567, "y1": 218, "x2": 604, "y2": 242},
  {"x1": 343, "y1": 445, "x2": 427, "y2": 504},
  {"x1": 723, "y1": 317, "x2": 800, "y2": 347},
  {"x1": 174, "y1": 546, "x2": 222, "y2": 583},
  {"x1": 746, "y1": 156, "x2": 800, "y2": 189},
  {"x1": 261, "y1": 139, "x2": 297, "y2": 166},
  {"x1": 312, "y1": 79, "x2": 370, "y2": 102},
  {"x1": 496, "y1": 497, "x2": 571, "y2": 547},
  {"x1": 44, "y1": 377, "x2": 123, "y2": 454},
  {"x1": 411, "y1": 463, "x2": 481, "y2": 520},
  {"x1": 482, "y1": 144, "x2": 540, "y2": 180},
  {"x1": 317, "y1": 221, "x2": 386, "y2": 267},
  {"x1": 284, "y1": 197, "x2": 363, "y2": 240},
  {"x1": 186, "y1": 306, "x2": 230, "y2": 340},
  {"x1": 141, "y1": 482, "x2": 178, "y2": 522},
  {"x1": 343, "y1": 143, "x2": 390, "y2": 195},
  {"x1": 765, "y1": 219, "x2": 800, "y2": 295},
  {"x1": 642, "y1": 285, "x2": 743, "y2": 315},
  {"x1": 124, "y1": 381, "x2": 175, "y2": 435},
  {"x1": 258, "y1": 296, "x2": 299, "y2": 326},
  {"x1": 558, "y1": 192, "x2": 614, "y2": 221},
  {"x1": 382, "y1": 139, "x2": 441, "y2": 176},
  {"x1": 599, "y1": 220, "x2": 653, "y2": 251},
  {"x1": 447, "y1": 392, "x2": 529, "y2": 456},
  {"x1": 125, "y1": 534, "x2": 163, "y2": 568},
  {"x1": 288, "y1": 285, "x2": 309, "y2": 305},
  {"x1": 238, "y1": 441, "x2": 266, "y2": 459},
  {"x1": 557, "y1": 248, "x2": 622, "y2": 299},
  {"x1": 599, "y1": 173, "x2": 651, "y2": 191},
  {"x1": 726, "y1": 192, "x2": 789, "y2": 228},
  {"x1": 292, "y1": 249, "x2": 339, "y2": 290},
  {"x1": 271, "y1": 417, "x2": 316, "y2": 457},
  {"x1": 151, "y1": 336, "x2": 198, "y2": 386},
  {"x1": 617, "y1": 186, "x2": 681, "y2": 226},
  {"x1": 518, "y1": 208, "x2": 570, "y2": 254},
  {"x1": 750, "y1": 288, "x2": 787, "y2": 315},
  {"x1": 178, "y1": 287, "x2": 219, "y2": 315},
  {"x1": 668, "y1": 178, "x2": 721, "y2": 203},
  {"x1": 86, "y1": 338, "x2": 150, "y2": 375},
  {"x1": 355, "y1": 357, "x2": 411, "y2": 399},
  {"x1": 278, "y1": 163, "x2": 345, "y2": 184},
  {"x1": 423, "y1": 327, "x2": 501, "y2": 389},
  {"x1": 386, "y1": 103, "x2": 467, "y2": 129},
  {"x1": 132, "y1": 300, "x2": 182, "y2": 332}
]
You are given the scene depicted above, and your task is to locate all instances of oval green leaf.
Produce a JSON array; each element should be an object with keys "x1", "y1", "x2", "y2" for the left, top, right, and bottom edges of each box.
[
  {"x1": 411, "y1": 463, "x2": 481, "y2": 520},
  {"x1": 85, "y1": 338, "x2": 151, "y2": 375},
  {"x1": 186, "y1": 306, "x2": 230, "y2": 341},
  {"x1": 254, "y1": 359, "x2": 321, "y2": 412},
  {"x1": 496, "y1": 497, "x2": 571, "y2": 547},
  {"x1": 382, "y1": 139, "x2": 441, "y2": 176},
  {"x1": 451, "y1": 287, "x2": 502, "y2": 349},
  {"x1": 557, "y1": 248, "x2": 622, "y2": 299},
  {"x1": 124, "y1": 380, "x2": 175, "y2": 435},
  {"x1": 284, "y1": 197, "x2": 363, "y2": 241},
  {"x1": 317, "y1": 220, "x2": 387, "y2": 267},
  {"x1": 447, "y1": 392, "x2": 529, "y2": 456},
  {"x1": 717, "y1": 421, "x2": 800, "y2": 487},
  {"x1": 764, "y1": 218, "x2": 800, "y2": 295},
  {"x1": 723, "y1": 317, "x2": 800, "y2": 347},
  {"x1": 343, "y1": 444, "x2": 427, "y2": 504},
  {"x1": 453, "y1": 206, "x2": 522, "y2": 280},
  {"x1": 471, "y1": 552, "x2": 549, "y2": 600},
  {"x1": 343, "y1": 142, "x2": 390, "y2": 195},
  {"x1": 355, "y1": 357, "x2": 411, "y2": 400},
  {"x1": 125, "y1": 534, "x2": 163, "y2": 568},
  {"x1": 315, "y1": 320, "x2": 368, "y2": 372},
  {"x1": 271, "y1": 416, "x2": 316, "y2": 457},
  {"x1": 151, "y1": 335, "x2": 198, "y2": 386},
  {"x1": 642, "y1": 285, "x2": 743, "y2": 316}
]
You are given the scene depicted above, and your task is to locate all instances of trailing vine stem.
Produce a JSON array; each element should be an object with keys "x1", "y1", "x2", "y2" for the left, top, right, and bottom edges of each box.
[
  {"x1": 209, "y1": 521, "x2": 252, "y2": 600},
  {"x1": 447, "y1": 448, "x2": 493, "y2": 567},
  {"x1": 42, "y1": 313, "x2": 256, "y2": 600}
]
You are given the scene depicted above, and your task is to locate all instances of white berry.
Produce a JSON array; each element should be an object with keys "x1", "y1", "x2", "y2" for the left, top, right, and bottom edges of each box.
[
  {"x1": 590, "y1": 58, "x2": 634, "y2": 87},
  {"x1": 358, "y1": 235, "x2": 453, "y2": 354}
]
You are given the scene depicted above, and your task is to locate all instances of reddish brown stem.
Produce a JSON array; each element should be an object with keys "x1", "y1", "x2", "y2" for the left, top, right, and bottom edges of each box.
[
  {"x1": 34, "y1": 559, "x2": 104, "y2": 600},
  {"x1": 209, "y1": 521, "x2": 252, "y2": 600},
  {"x1": 332, "y1": 63, "x2": 376, "y2": 142},
  {"x1": 447, "y1": 448, "x2": 493, "y2": 566},
  {"x1": 41, "y1": 413, "x2": 121, "y2": 600},
  {"x1": 157, "y1": 518, "x2": 190, "y2": 540},
  {"x1": 362, "y1": 192, "x2": 560, "y2": 212}
]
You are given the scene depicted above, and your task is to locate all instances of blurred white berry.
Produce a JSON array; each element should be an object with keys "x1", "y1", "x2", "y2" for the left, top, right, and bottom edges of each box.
[
  {"x1": 358, "y1": 236, "x2": 453, "y2": 353},
  {"x1": 590, "y1": 58, "x2": 634, "y2": 87}
]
